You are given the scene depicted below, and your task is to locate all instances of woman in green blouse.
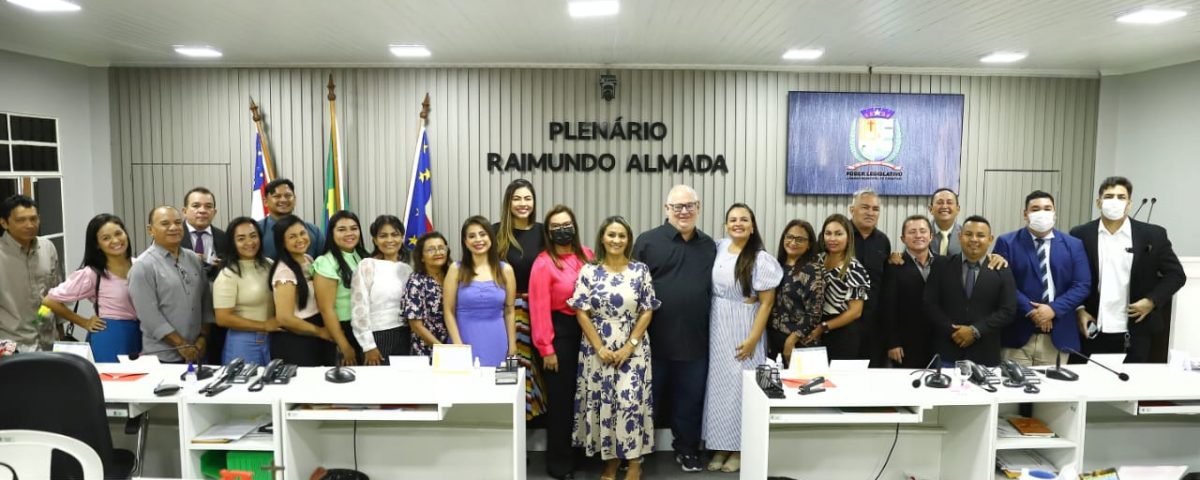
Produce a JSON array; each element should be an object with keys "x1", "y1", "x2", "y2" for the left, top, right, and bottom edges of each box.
[{"x1": 314, "y1": 210, "x2": 370, "y2": 366}]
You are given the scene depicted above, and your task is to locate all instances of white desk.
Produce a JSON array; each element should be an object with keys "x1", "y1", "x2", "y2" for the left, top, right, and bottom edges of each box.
[
  {"x1": 280, "y1": 367, "x2": 525, "y2": 480},
  {"x1": 95, "y1": 364, "x2": 524, "y2": 480},
  {"x1": 742, "y1": 365, "x2": 1200, "y2": 480}
]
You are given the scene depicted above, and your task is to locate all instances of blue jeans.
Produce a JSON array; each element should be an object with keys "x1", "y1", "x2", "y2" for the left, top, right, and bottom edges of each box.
[
  {"x1": 87, "y1": 318, "x2": 142, "y2": 363},
  {"x1": 222, "y1": 330, "x2": 271, "y2": 365}
]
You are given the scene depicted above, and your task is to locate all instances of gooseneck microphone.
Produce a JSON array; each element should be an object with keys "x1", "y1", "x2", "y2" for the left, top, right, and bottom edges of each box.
[
  {"x1": 1146, "y1": 197, "x2": 1158, "y2": 223},
  {"x1": 1131, "y1": 198, "x2": 1149, "y2": 219},
  {"x1": 911, "y1": 353, "x2": 950, "y2": 388},
  {"x1": 1042, "y1": 351, "x2": 1079, "y2": 381},
  {"x1": 1065, "y1": 348, "x2": 1130, "y2": 381}
]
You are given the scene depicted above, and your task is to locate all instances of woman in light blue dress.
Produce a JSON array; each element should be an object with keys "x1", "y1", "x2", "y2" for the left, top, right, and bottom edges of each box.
[{"x1": 703, "y1": 203, "x2": 783, "y2": 473}]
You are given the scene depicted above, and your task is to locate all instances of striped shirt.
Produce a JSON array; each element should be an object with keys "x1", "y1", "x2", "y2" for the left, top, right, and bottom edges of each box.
[{"x1": 818, "y1": 253, "x2": 871, "y2": 316}]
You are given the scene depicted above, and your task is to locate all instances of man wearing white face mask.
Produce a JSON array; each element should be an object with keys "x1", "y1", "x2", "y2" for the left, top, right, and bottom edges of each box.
[
  {"x1": 1070, "y1": 177, "x2": 1185, "y2": 363},
  {"x1": 993, "y1": 191, "x2": 1092, "y2": 366}
]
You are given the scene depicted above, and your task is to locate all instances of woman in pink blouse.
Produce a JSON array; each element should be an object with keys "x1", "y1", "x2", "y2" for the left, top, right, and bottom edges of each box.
[
  {"x1": 42, "y1": 214, "x2": 139, "y2": 362},
  {"x1": 529, "y1": 204, "x2": 594, "y2": 480}
]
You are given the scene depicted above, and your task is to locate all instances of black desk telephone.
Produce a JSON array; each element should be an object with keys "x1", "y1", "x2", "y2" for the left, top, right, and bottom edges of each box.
[
  {"x1": 1000, "y1": 360, "x2": 1041, "y2": 393},
  {"x1": 957, "y1": 360, "x2": 1000, "y2": 392},
  {"x1": 249, "y1": 359, "x2": 298, "y2": 392}
]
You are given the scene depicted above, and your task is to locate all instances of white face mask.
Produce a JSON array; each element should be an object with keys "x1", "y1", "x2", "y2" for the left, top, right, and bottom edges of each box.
[
  {"x1": 1027, "y1": 210, "x2": 1055, "y2": 233},
  {"x1": 1100, "y1": 198, "x2": 1127, "y2": 221}
]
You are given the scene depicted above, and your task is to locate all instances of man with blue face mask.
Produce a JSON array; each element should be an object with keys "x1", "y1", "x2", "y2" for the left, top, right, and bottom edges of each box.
[
  {"x1": 1070, "y1": 177, "x2": 1185, "y2": 363},
  {"x1": 993, "y1": 190, "x2": 1092, "y2": 366}
]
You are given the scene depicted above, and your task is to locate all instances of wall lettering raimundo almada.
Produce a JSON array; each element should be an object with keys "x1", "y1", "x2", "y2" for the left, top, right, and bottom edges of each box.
[{"x1": 487, "y1": 118, "x2": 729, "y2": 174}]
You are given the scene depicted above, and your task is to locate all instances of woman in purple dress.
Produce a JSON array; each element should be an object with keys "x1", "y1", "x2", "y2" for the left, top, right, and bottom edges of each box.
[{"x1": 444, "y1": 216, "x2": 516, "y2": 367}]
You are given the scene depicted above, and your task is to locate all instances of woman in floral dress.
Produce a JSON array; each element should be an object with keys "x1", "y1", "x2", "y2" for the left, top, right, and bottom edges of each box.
[{"x1": 569, "y1": 216, "x2": 660, "y2": 480}]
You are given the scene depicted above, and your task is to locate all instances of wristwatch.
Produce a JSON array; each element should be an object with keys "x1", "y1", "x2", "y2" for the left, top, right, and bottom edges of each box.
[
  {"x1": 820, "y1": 321, "x2": 830, "y2": 332},
  {"x1": 630, "y1": 336, "x2": 640, "y2": 347}
]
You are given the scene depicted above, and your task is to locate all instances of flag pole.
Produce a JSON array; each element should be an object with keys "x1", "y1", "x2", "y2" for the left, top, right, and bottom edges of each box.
[
  {"x1": 249, "y1": 98, "x2": 276, "y2": 181},
  {"x1": 418, "y1": 92, "x2": 430, "y2": 131}
]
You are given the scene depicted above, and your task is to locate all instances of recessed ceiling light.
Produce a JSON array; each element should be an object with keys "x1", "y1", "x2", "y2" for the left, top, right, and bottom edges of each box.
[
  {"x1": 782, "y1": 48, "x2": 824, "y2": 60},
  {"x1": 569, "y1": 0, "x2": 619, "y2": 18},
  {"x1": 389, "y1": 44, "x2": 432, "y2": 58},
  {"x1": 173, "y1": 46, "x2": 223, "y2": 58},
  {"x1": 6, "y1": 0, "x2": 81, "y2": 12},
  {"x1": 980, "y1": 51, "x2": 1027, "y2": 64},
  {"x1": 1117, "y1": 8, "x2": 1187, "y2": 24}
]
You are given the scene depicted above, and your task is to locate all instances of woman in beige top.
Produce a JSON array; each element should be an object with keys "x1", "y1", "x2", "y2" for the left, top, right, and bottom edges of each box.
[{"x1": 213, "y1": 217, "x2": 279, "y2": 365}]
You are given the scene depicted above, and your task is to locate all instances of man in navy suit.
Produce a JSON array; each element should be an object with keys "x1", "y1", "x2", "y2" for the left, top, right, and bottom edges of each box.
[
  {"x1": 993, "y1": 191, "x2": 1091, "y2": 366},
  {"x1": 1070, "y1": 176, "x2": 1185, "y2": 363}
]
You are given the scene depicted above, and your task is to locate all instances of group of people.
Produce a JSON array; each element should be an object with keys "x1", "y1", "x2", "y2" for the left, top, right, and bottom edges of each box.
[{"x1": 0, "y1": 175, "x2": 1185, "y2": 480}]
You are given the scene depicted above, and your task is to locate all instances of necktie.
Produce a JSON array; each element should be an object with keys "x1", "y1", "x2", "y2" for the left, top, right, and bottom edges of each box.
[
  {"x1": 193, "y1": 231, "x2": 206, "y2": 258},
  {"x1": 1036, "y1": 238, "x2": 1051, "y2": 302},
  {"x1": 964, "y1": 262, "x2": 978, "y2": 298},
  {"x1": 939, "y1": 230, "x2": 949, "y2": 256}
]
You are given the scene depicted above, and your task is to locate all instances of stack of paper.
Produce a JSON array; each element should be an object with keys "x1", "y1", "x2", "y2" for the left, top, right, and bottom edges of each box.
[
  {"x1": 995, "y1": 450, "x2": 1057, "y2": 479},
  {"x1": 192, "y1": 415, "x2": 270, "y2": 444}
]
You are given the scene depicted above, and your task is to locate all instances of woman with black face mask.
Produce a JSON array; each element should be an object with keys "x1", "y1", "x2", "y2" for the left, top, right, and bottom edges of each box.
[{"x1": 529, "y1": 204, "x2": 593, "y2": 480}]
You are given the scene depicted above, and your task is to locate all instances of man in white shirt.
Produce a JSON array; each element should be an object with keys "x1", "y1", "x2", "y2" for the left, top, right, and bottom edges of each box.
[{"x1": 1070, "y1": 176, "x2": 1185, "y2": 363}]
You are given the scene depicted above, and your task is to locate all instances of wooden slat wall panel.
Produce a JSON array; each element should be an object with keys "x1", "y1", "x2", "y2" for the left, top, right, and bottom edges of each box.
[{"x1": 109, "y1": 68, "x2": 1099, "y2": 255}]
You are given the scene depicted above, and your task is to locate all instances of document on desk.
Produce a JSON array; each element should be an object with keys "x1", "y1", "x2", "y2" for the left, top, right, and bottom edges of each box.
[
  {"x1": 1115, "y1": 465, "x2": 1187, "y2": 480},
  {"x1": 432, "y1": 344, "x2": 474, "y2": 373},
  {"x1": 192, "y1": 415, "x2": 270, "y2": 444}
]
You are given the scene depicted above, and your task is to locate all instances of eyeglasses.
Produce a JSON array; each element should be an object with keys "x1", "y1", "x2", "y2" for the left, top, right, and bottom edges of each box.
[
  {"x1": 424, "y1": 246, "x2": 448, "y2": 254},
  {"x1": 549, "y1": 223, "x2": 575, "y2": 231},
  {"x1": 784, "y1": 235, "x2": 809, "y2": 244},
  {"x1": 666, "y1": 202, "x2": 699, "y2": 213},
  {"x1": 174, "y1": 262, "x2": 193, "y2": 296},
  {"x1": 269, "y1": 193, "x2": 295, "y2": 201}
]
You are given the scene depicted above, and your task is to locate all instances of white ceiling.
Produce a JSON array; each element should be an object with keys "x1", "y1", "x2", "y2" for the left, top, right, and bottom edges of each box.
[{"x1": 1, "y1": 0, "x2": 1199, "y2": 75}]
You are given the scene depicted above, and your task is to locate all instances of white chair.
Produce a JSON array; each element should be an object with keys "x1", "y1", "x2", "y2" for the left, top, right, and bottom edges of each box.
[{"x1": 0, "y1": 429, "x2": 104, "y2": 480}]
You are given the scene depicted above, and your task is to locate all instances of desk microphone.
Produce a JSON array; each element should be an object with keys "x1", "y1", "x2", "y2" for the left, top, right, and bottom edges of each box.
[
  {"x1": 130, "y1": 344, "x2": 215, "y2": 380},
  {"x1": 1145, "y1": 197, "x2": 1158, "y2": 223},
  {"x1": 1131, "y1": 198, "x2": 1149, "y2": 219},
  {"x1": 1065, "y1": 348, "x2": 1130, "y2": 381},
  {"x1": 325, "y1": 348, "x2": 357, "y2": 384},
  {"x1": 1042, "y1": 350, "x2": 1079, "y2": 381},
  {"x1": 912, "y1": 353, "x2": 950, "y2": 388}
]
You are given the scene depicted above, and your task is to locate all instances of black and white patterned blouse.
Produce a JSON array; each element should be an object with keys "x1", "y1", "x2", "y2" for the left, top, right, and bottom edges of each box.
[{"x1": 818, "y1": 252, "x2": 871, "y2": 316}]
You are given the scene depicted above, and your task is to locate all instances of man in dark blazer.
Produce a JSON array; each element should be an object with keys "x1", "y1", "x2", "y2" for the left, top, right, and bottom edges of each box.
[
  {"x1": 180, "y1": 186, "x2": 229, "y2": 280},
  {"x1": 180, "y1": 186, "x2": 229, "y2": 365},
  {"x1": 884, "y1": 215, "x2": 936, "y2": 369},
  {"x1": 993, "y1": 190, "x2": 1091, "y2": 366},
  {"x1": 1070, "y1": 176, "x2": 1186, "y2": 363},
  {"x1": 924, "y1": 215, "x2": 1017, "y2": 367}
]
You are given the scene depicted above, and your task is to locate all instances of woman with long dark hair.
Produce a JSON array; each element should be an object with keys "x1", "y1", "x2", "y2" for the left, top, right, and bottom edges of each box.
[
  {"x1": 493, "y1": 178, "x2": 548, "y2": 421},
  {"x1": 268, "y1": 215, "x2": 334, "y2": 366},
  {"x1": 351, "y1": 215, "x2": 414, "y2": 364},
  {"x1": 805, "y1": 213, "x2": 871, "y2": 360},
  {"x1": 212, "y1": 217, "x2": 278, "y2": 364},
  {"x1": 43, "y1": 214, "x2": 139, "y2": 362},
  {"x1": 570, "y1": 216, "x2": 658, "y2": 480},
  {"x1": 444, "y1": 216, "x2": 516, "y2": 367},
  {"x1": 767, "y1": 219, "x2": 825, "y2": 363},
  {"x1": 402, "y1": 231, "x2": 451, "y2": 355},
  {"x1": 314, "y1": 210, "x2": 371, "y2": 366},
  {"x1": 703, "y1": 203, "x2": 783, "y2": 473},
  {"x1": 528, "y1": 204, "x2": 593, "y2": 479}
]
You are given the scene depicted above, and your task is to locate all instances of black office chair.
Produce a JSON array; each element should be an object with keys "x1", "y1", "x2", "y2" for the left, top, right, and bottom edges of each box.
[{"x1": 0, "y1": 352, "x2": 135, "y2": 479}]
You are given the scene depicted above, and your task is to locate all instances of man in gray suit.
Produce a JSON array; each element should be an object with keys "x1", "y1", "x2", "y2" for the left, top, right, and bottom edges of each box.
[{"x1": 929, "y1": 188, "x2": 962, "y2": 257}]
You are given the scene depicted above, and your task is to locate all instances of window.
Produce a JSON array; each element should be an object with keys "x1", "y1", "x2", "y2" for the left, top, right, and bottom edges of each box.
[{"x1": 1, "y1": 113, "x2": 66, "y2": 279}]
